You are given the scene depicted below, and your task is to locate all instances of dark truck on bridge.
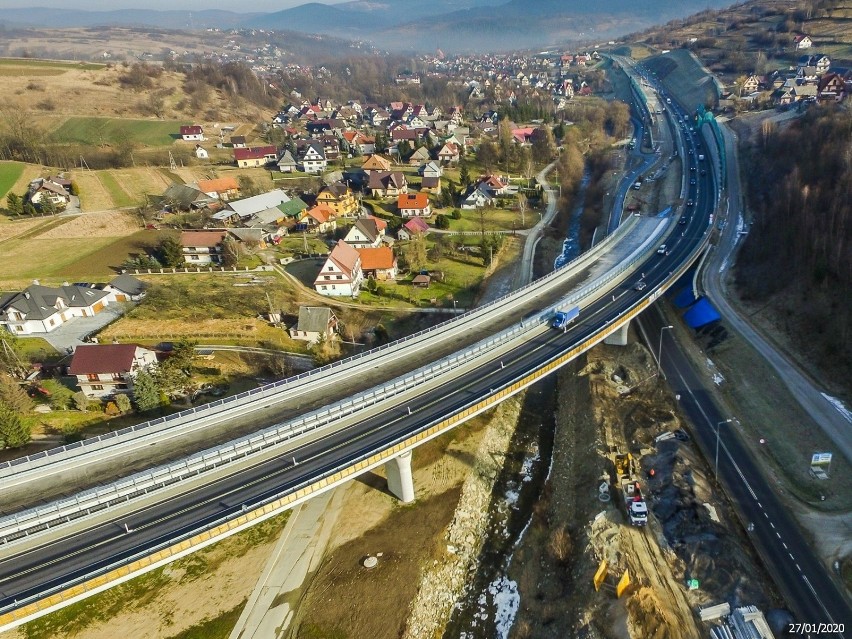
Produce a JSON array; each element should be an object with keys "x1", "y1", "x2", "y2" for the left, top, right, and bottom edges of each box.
[{"x1": 551, "y1": 306, "x2": 580, "y2": 330}]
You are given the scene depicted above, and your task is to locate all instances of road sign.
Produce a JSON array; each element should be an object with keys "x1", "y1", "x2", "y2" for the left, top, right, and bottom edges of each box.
[
  {"x1": 616, "y1": 569, "x2": 631, "y2": 598},
  {"x1": 811, "y1": 452, "x2": 832, "y2": 466},
  {"x1": 594, "y1": 560, "x2": 608, "y2": 592}
]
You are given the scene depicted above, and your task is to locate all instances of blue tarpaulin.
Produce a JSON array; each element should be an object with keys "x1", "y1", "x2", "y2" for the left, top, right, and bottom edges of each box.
[
  {"x1": 673, "y1": 286, "x2": 697, "y2": 308},
  {"x1": 684, "y1": 298, "x2": 721, "y2": 328}
]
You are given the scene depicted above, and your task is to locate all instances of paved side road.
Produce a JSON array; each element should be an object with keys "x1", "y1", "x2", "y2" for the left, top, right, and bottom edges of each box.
[
  {"x1": 702, "y1": 123, "x2": 852, "y2": 463},
  {"x1": 41, "y1": 303, "x2": 128, "y2": 353}
]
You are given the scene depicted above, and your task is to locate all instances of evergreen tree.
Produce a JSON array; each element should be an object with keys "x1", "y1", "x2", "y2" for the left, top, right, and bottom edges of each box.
[
  {"x1": 459, "y1": 162, "x2": 471, "y2": 188},
  {"x1": 6, "y1": 193, "x2": 23, "y2": 216},
  {"x1": 0, "y1": 373, "x2": 33, "y2": 413},
  {"x1": 156, "y1": 236, "x2": 184, "y2": 268},
  {"x1": 0, "y1": 401, "x2": 31, "y2": 449},
  {"x1": 133, "y1": 370, "x2": 160, "y2": 413}
]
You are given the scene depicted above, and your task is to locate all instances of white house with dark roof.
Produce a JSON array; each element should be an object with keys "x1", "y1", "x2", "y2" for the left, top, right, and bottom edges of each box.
[
  {"x1": 288, "y1": 307, "x2": 338, "y2": 344},
  {"x1": 299, "y1": 141, "x2": 327, "y2": 174},
  {"x1": 104, "y1": 275, "x2": 147, "y2": 301},
  {"x1": 69, "y1": 343, "x2": 157, "y2": 398},
  {"x1": 0, "y1": 284, "x2": 116, "y2": 335}
]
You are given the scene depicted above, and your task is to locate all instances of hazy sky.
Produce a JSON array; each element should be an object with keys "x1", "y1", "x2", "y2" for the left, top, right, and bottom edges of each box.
[{"x1": 0, "y1": 0, "x2": 347, "y2": 11}]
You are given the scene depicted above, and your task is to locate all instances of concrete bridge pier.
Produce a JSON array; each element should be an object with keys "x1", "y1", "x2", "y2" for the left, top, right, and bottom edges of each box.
[
  {"x1": 386, "y1": 451, "x2": 415, "y2": 503},
  {"x1": 604, "y1": 322, "x2": 630, "y2": 346}
]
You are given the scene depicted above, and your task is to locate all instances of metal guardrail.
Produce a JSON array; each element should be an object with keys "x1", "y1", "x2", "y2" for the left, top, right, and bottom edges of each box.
[
  {"x1": 0, "y1": 216, "x2": 669, "y2": 545},
  {"x1": 0, "y1": 214, "x2": 641, "y2": 482}
]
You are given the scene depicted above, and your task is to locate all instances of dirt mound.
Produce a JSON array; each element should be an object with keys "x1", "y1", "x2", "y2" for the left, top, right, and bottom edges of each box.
[{"x1": 627, "y1": 587, "x2": 680, "y2": 639}]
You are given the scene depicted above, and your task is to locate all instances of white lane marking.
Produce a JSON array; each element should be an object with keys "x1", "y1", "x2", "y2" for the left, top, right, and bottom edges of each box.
[
  {"x1": 783, "y1": 542, "x2": 788, "y2": 550},
  {"x1": 770, "y1": 522, "x2": 775, "y2": 529},
  {"x1": 776, "y1": 532, "x2": 781, "y2": 539},
  {"x1": 796, "y1": 564, "x2": 802, "y2": 572},
  {"x1": 801, "y1": 575, "x2": 839, "y2": 632},
  {"x1": 757, "y1": 501, "x2": 762, "y2": 509},
  {"x1": 764, "y1": 512, "x2": 769, "y2": 519},
  {"x1": 789, "y1": 553, "x2": 795, "y2": 560}
]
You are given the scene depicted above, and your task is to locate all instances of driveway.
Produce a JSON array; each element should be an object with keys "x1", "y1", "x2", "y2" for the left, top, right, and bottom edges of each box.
[{"x1": 42, "y1": 303, "x2": 129, "y2": 353}]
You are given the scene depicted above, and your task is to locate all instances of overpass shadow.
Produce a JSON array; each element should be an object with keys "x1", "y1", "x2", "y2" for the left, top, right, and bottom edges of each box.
[{"x1": 355, "y1": 470, "x2": 394, "y2": 497}]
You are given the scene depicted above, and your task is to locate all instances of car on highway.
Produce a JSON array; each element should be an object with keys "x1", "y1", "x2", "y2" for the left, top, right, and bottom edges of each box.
[
  {"x1": 690, "y1": 178, "x2": 696, "y2": 185},
  {"x1": 657, "y1": 244, "x2": 667, "y2": 255},
  {"x1": 690, "y1": 165, "x2": 696, "y2": 171},
  {"x1": 686, "y1": 199, "x2": 694, "y2": 207},
  {"x1": 701, "y1": 169, "x2": 707, "y2": 175},
  {"x1": 679, "y1": 216, "x2": 688, "y2": 225},
  {"x1": 634, "y1": 281, "x2": 647, "y2": 291}
]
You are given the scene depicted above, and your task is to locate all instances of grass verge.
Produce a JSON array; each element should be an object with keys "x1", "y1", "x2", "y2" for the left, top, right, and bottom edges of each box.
[{"x1": 0, "y1": 162, "x2": 25, "y2": 199}]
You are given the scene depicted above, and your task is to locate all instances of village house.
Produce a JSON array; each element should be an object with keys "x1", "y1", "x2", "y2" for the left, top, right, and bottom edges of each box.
[
  {"x1": 69, "y1": 343, "x2": 157, "y2": 399},
  {"x1": 230, "y1": 135, "x2": 247, "y2": 148},
  {"x1": 195, "y1": 177, "x2": 240, "y2": 201},
  {"x1": 362, "y1": 154, "x2": 393, "y2": 174},
  {"x1": 316, "y1": 182, "x2": 358, "y2": 216},
  {"x1": 397, "y1": 192, "x2": 432, "y2": 218},
  {"x1": 234, "y1": 146, "x2": 278, "y2": 168},
  {"x1": 368, "y1": 171, "x2": 408, "y2": 198},
  {"x1": 103, "y1": 275, "x2": 147, "y2": 302},
  {"x1": 437, "y1": 142, "x2": 460, "y2": 164},
  {"x1": 298, "y1": 141, "x2": 327, "y2": 174},
  {"x1": 277, "y1": 149, "x2": 298, "y2": 173},
  {"x1": 289, "y1": 306, "x2": 338, "y2": 344},
  {"x1": 301, "y1": 204, "x2": 337, "y2": 233},
  {"x1": 180, "y1": 230, "x2": 226, "y2": 264},
  {"x1": 397, "y1": 216, "x2": 430, "y2": 241},
  {"x1": 343, "y1": 216, "x2": 387, "y2": 248},
  {"x1": 180, "y1": 125, "x2": 204, "y2": 141},
  {"x1": 357, "y1": 246, "x2": 397, "y2": 281},
  {"x1": 794, "y1": 35, "x2": 813, "y2": 50},
  {"x1": 407, "y1": 146, "x2": 431, "y2": 166},
  {"x1": 460, "y1": 183, "x2": 495, "y2": 209},
  {"x1": 314, "y1": 240, "x2": 363, "y2": 297},
  {"x1": 817, "y1": 72, "x2": 846, "y2": 102},
  {"x1": 27, "y1": 178, "x2": 71, "y2": 208},
  {"x1": 0, "y1": 283, "x2": 116, "y2": 335},
  {"x1": 225, "y1": 189, "x2": 291, "y2": 223}
]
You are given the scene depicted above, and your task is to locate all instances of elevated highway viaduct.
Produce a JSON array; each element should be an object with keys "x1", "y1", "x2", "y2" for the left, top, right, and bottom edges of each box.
[{"x1": 0, "y1": 61, "x2": 716, "y2": 631}]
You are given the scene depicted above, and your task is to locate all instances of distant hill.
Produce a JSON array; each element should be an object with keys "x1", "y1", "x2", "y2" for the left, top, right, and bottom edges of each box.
[
  {"x1": 0, "y1": 7, "x2": 258, "y2": 30},
  {"x1": 245, "y1": 0, "x2": 740, "y2": 52},
  {"x1": 0, "y1": 0, "x2": 743, "y2": 52},
  {"x1": 245, "y1": 0, "x2": 504, "y2": 38}
]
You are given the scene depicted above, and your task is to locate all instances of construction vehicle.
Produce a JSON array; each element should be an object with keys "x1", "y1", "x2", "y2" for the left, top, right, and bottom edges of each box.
[{"x1": 614, "y1": 452, "x2": 648, "y2": 526}]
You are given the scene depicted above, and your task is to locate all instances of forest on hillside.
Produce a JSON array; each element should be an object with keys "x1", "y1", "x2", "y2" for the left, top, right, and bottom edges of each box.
[{"x1": 736, "y1": 105, "x2": 851, "y2": 378}]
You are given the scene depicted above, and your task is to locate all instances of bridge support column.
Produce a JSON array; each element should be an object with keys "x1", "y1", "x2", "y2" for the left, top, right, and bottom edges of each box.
[
  {"x1": 386, "y1": 451, "x2": 415, "y2": 503},
  {"x1": 604, "y1": 322, "x2": 630, "y2": 346}
]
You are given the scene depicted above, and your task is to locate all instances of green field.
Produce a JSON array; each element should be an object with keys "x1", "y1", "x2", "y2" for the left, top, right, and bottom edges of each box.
[
  {"x1": 97, "y1": 171, "x2": 135, "y2": 208},
  {"x1": 0, "y1": 162, "x2": 25, "y2": 199},
  {"x1": 51, "y1": 117, "x2": 188, "y2": 147}
]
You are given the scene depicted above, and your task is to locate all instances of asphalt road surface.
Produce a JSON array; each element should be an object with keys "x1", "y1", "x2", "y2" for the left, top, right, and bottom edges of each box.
[{"x1": 642, "y1": 305, "x2": 851, "y2": 636}]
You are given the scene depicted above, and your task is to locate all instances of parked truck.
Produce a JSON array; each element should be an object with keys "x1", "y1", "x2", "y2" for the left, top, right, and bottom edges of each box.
[{"x1": 614, "y1": 452, "x2": 648, "y2": 526}]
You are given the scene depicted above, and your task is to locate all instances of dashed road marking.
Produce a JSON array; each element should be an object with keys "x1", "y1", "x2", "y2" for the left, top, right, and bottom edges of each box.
[{"x1": 770, "y1": 522, "x2": 775, "y2": 529}]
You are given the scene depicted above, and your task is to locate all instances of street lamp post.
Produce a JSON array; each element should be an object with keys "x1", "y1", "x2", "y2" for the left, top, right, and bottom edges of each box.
[
  {"x1": 657, "y1": 325, "x2": 673, "y2": 377},
  {"x1": 715, "y1": 418, "x2": 735, "y2": 478}
]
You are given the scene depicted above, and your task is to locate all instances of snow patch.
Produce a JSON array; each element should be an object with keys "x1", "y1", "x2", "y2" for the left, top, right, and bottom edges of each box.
[
  {"x1": 822, "y1": 393, "x2": 852, "y2": 424},
  {"x1": 489, "y1": 576, "x2": 520, "y2": 639}
]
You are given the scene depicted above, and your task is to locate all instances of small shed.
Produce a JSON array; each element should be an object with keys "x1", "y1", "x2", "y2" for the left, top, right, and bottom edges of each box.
[{"x1": 412, "y1": 274, "x2": 431, "y2": 288}]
